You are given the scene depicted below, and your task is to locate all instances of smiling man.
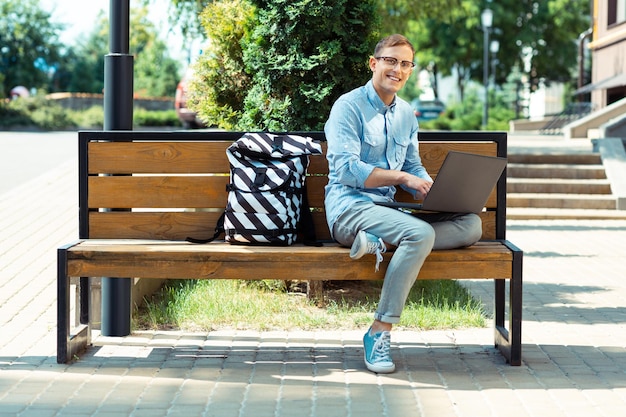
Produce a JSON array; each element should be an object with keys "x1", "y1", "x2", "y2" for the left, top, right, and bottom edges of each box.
[{"x1": 324, "y1": 34, "x2": 483, "y2": 374}]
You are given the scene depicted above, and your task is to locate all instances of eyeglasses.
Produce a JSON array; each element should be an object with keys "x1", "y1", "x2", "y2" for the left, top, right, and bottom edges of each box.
[{"x1": 374, "y1": 56, "x2": 416, "y2": 71}]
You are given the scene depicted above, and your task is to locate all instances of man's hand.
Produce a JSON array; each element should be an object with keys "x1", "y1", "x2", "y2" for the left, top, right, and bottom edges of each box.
[
  {"x1": 405, "y1": 175, "x2": 432, "y2": 199},
  {"x1": 364, "y1": 168, "x2": 432, "y2": 199}
]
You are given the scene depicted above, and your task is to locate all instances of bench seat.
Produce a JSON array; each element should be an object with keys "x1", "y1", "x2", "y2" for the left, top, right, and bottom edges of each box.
[{"x1": 62, "y1": 240, "x2": 516, "y2": 280}]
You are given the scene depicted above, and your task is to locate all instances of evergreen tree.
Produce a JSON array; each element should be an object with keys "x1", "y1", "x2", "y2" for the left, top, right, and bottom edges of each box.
[{"x1": 188, "y1": 0, "x2": 379, "y2": 131}]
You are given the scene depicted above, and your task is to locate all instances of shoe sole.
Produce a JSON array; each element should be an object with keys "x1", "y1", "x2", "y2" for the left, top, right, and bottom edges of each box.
[
  {"x1": 364, "y1": 353, "x2": 396, "y2": 374},
  {"x1": 350, "y1": 231, "x2": 368, "y2": 259}
]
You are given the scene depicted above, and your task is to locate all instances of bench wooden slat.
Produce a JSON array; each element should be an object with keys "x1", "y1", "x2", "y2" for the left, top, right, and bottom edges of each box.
[
  {"x1": 66, "y1": 240, "x2": 512, "y2": 281},
  {"x1": 88, "y1": 141, "x2": 498, "y2": 176},
  {"x1": 87, "y1": 174, "x2": 497, "y2": 211},
  {"x1": 418, "y1": 141, "x2": 498, "y2": 172},
  {"x1": 87, "y1": 211, "x2": 222, "y2": 240},
  {"x1": 87, "y1": 209, "x2": 497, "y2": 241},
  {"x1": 88, "y1": 176, "x2": 229, "y2": 208},
  {"x1": 88, "y1": 141, "x2": 232, "y2": 174},
  {"x1": 87, "y1": 211, "x2": 335, "y2": 240},
  {"x1": 67, "y1": 258, "x2": 514, "y2": 281}
]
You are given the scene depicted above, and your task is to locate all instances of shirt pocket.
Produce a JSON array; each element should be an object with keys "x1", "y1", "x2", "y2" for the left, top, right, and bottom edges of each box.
[
  {"x1": 361, "y1": 134, "x2": 386, "y2": 164},
  {"x1": 389, "y1": 135, "x2": 410, "y2": 170}
]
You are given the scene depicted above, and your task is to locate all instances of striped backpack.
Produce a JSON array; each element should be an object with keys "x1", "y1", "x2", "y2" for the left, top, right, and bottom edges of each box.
[
  {"x1": 187, "y1": 132, "x2": 322, "y2": 245},
  {"x1": 224, "y1": 132, "x2": 322, "y2": 245}
]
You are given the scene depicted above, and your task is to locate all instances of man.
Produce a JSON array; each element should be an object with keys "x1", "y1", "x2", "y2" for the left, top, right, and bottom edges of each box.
[{"x1": 324, "y1": 34, "x2": 482, "y2": 374}]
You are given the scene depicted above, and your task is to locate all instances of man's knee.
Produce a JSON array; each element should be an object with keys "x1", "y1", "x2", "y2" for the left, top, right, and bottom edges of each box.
[
  {"x1": 463, "y1": 213, "x2": 483, "y2": 246},
  {"x1": 404, "y1": 222, "x2": 436, "y2": 248}
]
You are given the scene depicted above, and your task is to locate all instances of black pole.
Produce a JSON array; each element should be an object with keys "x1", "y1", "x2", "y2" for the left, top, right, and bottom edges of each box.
[
  {"x1": 102, "y1": 0, "x2": 133, "y2": 337},
  {"x1": 482, "y1": 26, "x2": 489, "y2": 129}
]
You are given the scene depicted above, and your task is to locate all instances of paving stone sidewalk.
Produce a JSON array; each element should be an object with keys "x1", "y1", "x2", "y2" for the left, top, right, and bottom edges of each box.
[{"x1": 1, "y1": 135, "x2": 626, "y2": 416}]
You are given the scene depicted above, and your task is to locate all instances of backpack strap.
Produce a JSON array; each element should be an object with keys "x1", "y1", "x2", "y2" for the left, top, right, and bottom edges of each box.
[
  {"x1": 299, "y1": 183, "x2": 323, "y2": 247},
  {"x1": 186, "y1": 211, "x2": 225, "y2": 244}
]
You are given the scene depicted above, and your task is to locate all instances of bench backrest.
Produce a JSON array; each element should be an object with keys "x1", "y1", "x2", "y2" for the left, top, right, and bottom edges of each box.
[{"x1": 79, "y1": 131, "x2": 507, "y2": 242}]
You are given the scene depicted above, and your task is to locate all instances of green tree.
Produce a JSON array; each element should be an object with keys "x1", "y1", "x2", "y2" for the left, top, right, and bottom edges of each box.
[
  {"x1": 165, "y1": 0, "x2": 211, "y2": 41},
  {"x1": 59, "y1": 12, "x2": 109, "y2": 93},
  {"x1": 189, "y1": 0, "x2": 379, "y2": 131},
  {"x1": 407, "y1": 0, "x2": 590, "y2": 101},
  {"x1": 187, "y1": 0, "x2": 255, "y2": 129},
  {"x1": 407, "y1": 4, "x2": 479, "y2": 101},
  {"x1": 241, "y1": 0, "x2": 380, "y2": 131},
  {"x1": 0, "y1": 0, "x2": 64, "y2": 96},
  {"x1": 131, "y1": 7, "x2": 182, "y2": 97},
  {"x1": 512, "y1": 0, "x2": 590, "y2": 90},
  {"x1": 159, "y1": 0, "x2": 462, "y2": 39},
  {"x1": 167, "y1": 0, "x2": 586, "y2": 117},
  {"x1": 378, "y1": 0, "x2": 465, "y2": 35},
  {"x1": 58, "y1": 6, "x2": 181, "y2": 97}
]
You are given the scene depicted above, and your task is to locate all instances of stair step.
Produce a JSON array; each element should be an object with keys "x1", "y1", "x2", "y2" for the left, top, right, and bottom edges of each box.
[
  {"x1": 507, "y1": 208, "x2": 626, "y2": 220},
  {"x1": 507, "y1": 193, "x2": 616, "y2": 210},
  {"x1": 507, "y1": 178, "x2": 612, "y2": 194},
  {"x1": 505, "y1": 149, "x2": 619, "y2": 217},
  {"x1": 508, "y1": 153, "x2": 602, "y2": 165},
  {"x1": 508, "y1": 164, "x2": 607, "y2": 179}
]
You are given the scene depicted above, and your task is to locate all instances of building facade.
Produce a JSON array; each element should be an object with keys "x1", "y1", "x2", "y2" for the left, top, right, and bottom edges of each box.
[{"x1": 582, "y1": 0, "x2": 626, "y2": 107}]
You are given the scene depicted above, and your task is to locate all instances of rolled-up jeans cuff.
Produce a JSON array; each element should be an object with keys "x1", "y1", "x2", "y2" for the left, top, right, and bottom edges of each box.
[{"x1": 374, "y1": 312, "x2": 400, "y2": 324}]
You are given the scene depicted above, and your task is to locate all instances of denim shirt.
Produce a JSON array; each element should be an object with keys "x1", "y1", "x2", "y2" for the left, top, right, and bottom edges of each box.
[{"x1": 324, "y1": 80, "x2": 432, "y2": 236}]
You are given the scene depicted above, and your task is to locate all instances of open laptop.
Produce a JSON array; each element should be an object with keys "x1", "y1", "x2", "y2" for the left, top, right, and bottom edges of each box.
[{"x1": 376, "y1": 151, "x2": 507, "y2": 214}]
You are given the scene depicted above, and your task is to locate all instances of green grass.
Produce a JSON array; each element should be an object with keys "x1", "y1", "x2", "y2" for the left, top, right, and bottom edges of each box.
[{"x1": 136, "y1": 279, "x2": 487, "y2": 332}]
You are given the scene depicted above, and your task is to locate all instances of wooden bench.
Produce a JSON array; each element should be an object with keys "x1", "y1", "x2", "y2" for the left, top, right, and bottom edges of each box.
[{"x1": 57, "y1": 130, "x2": 523, "y2": 365}]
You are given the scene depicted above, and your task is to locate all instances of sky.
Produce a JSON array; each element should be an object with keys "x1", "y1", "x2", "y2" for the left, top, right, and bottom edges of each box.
[{"x1": 40, "y1": 0, "x2": 109, "y2": 44}]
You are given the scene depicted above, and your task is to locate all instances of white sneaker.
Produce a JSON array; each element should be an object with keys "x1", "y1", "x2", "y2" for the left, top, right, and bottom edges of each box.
[{"x1": 350, "y1": 230, "x2": 386, "y2": 271}]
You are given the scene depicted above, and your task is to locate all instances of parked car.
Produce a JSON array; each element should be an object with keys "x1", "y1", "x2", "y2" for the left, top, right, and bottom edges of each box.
[
  {"x1": 175, "y1": 69, "x2": 205, "y2": 129},
  {"x1": 411, "y1": 99, "x2": 445, "y2": 121}
]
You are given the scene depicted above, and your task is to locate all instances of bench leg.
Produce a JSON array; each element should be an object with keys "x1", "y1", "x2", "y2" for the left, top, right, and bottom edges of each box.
[
  {"x1": 306, "y1": 280, "x2": 325, "y2": 305},
  {"x1": 494, "y1": 242, "x2": 523, "y2": 366},
  {"x1": 80, "y1": 277, "x2": 90, "y2": 325},
  {"x1": 57, "y1": 243, "x2": 90, "y2": 364}
]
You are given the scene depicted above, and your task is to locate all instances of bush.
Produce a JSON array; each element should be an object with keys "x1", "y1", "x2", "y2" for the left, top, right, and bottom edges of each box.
[
  {"x1": 1, "y1": 100, "x2": 181, "y2": 130},
  {"x1": 69, "y1": 105, "x2": 104, "y2": 128},
  {"x1": 0, "y1": 94, "x2": 75, "y2": 129},
  {"x1": 0, "y1": 100, "x2": 32, "y2": 127},
  {"x1": 70, "y1": 106, "x2": 180, "y2": 128},
  {"x1": 133, "y1": 108, "x2": 180, "y2": 127}
]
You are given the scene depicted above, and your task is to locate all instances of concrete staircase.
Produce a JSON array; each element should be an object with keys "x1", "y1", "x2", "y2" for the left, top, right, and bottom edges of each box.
[{"x1": 506, "y1": 152, "x2": 626, "y2": 219}]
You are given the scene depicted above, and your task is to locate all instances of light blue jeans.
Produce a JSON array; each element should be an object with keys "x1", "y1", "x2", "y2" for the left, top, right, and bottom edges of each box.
[{"x1": 332, "y1": 201, "x2": 482, "y2": 324}]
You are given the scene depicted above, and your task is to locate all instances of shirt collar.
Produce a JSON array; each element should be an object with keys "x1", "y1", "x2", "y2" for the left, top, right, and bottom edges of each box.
[{"x1": 365, "y1": 80, "x2": 396, "y2": 114}]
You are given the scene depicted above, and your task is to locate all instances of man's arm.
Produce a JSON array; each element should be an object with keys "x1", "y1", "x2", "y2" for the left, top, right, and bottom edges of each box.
[{"x1": 364, "y1": 167, "x2": 432, "y2": 199}]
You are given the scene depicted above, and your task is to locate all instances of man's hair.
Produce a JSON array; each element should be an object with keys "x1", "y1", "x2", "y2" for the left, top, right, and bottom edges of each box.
[{"x1": 374, "y1": 34, "x2": 415, "y2": 57}]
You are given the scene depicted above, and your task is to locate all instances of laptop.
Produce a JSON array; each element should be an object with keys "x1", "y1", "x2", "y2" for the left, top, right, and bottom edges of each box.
[{"x1": 376, "y1": 151, "x2": 507, "y2": 214}]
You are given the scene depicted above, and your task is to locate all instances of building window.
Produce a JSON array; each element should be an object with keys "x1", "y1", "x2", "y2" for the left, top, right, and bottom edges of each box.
[{"x1": 608, "y1": 0, "x2": 626, "y2": 25}]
